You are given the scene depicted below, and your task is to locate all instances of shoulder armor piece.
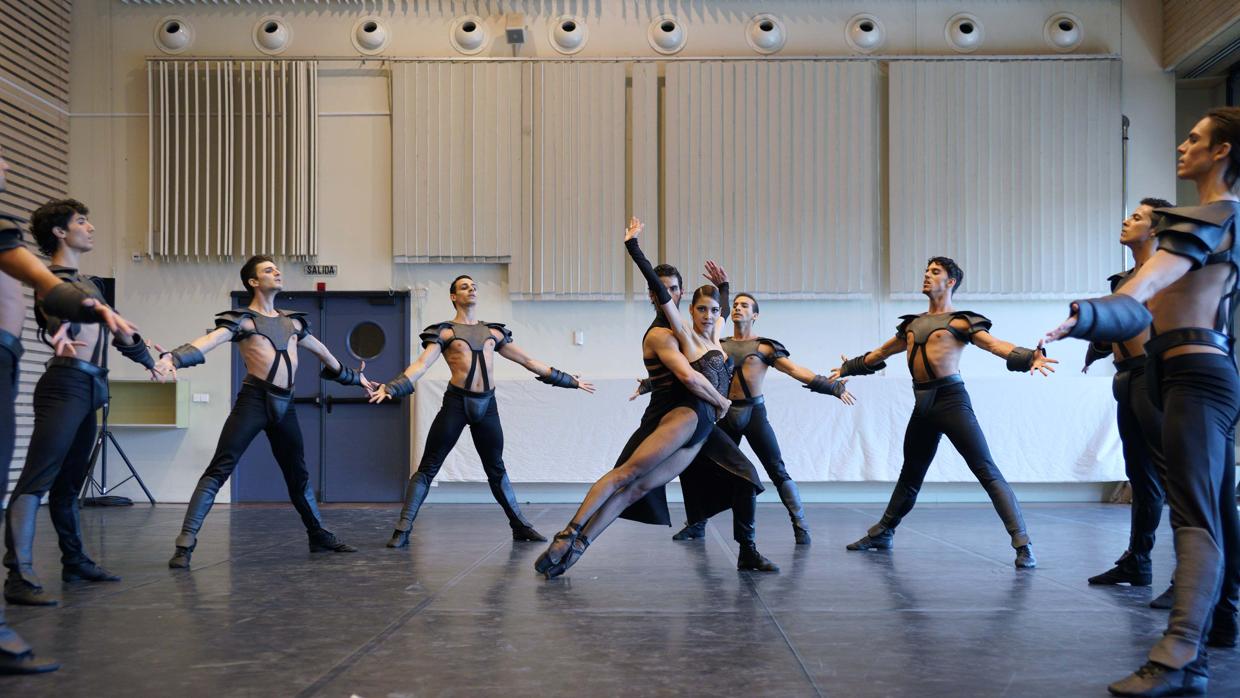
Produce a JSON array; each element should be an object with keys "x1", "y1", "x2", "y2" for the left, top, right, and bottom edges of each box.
[
  {"x1": 280, "y1": 309, "x2": 311, "y2": 339},
  {"x1": 757, "y1": 338, "x2": 790, "y2": 365},
  {"x1": 0, "y1": 213, "x2": 25, "y2": 252},
  {"x1": 1153, "y1": 202, "x2": 1240, "y2": 270},
  {"x1": 215, "y1": 309, "x2": 257, "y2": 342},
  {"x1": 419, "y1": 322, "x2": 452, "y2": 349},
  {"x1": 485, "y1": 322, "x2": 513, "y2": 347}
]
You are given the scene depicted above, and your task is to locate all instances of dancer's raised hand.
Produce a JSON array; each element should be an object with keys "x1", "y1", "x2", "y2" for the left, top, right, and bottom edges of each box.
[
  {"x1": 702, "y1": 260, "x2": 728, "y2": 287},
  {"x1": 624, "y1": 216, "x2": 644, "y2": 242}
]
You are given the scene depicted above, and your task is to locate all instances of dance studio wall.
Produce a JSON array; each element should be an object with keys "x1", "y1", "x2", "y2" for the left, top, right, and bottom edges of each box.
[{"x1": 63, "y1": 0, "x2": 1175, "y2": 503}]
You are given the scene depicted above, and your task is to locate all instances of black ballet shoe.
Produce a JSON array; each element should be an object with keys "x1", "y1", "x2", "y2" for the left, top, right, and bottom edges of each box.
[
  {"x1": 1014, "y1": 545, "x2": 1037, "y2": 569},
  {"x1": 308, "y1": 529, "x2": 357, "y2": 553},
  {"x1": 1150, "y1": 585, "x2": 1175, "y2": 610},
  {"x1": 1089, "y1": 551, "x2": 1152, "y2": 586},
  {"x1": 1107, "y1": 661, "x2": 1207, "y2": 696},
  {"x1": 792, "y1": 520, "x2": 812, "y2": 545},
  {"x1": 845, "y1": 528, "x2": 893, "y2": 551},
  {"x1": 512, "y1": 525, "x2": 547, "y2": 542},
  {"x1": 545, "y1": 534, "x2": 591, "y2": 579},
  {"x1": 0, "y1": 650, "x2": 60, "y2": 675},
  {"x1": 737, "y1": 544, "x2": 780, "y2": 573},
  {"x1": 168, "y1": 545, "x2": 194, "y2": 569},
  {"x1": 1207, "y1": 608, "x2": 1237, "y2": 648},
  {"x1": 61, "y1": 560, "x2": 121, "y2": 583},
  {"x1": 3, "y1": 578, "x2": 57, "y2": 607},
  {"x1": 387, "y1": 529, "x2": 410, "y2": 549},
  {"x1": 672, "y1": 521, "x2": 706, "y2": 541},
  {"x1": 534, "y1": 523, "x2": 581, "y2": 575}
]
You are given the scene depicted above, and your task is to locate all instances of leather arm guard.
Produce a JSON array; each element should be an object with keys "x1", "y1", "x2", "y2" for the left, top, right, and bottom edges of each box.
[
  {"x1": 321, "y1": 362, "x2": 363, "y2": 386},
  {"x1": 803, "y1": 374, "x2": 847, "y2": 399},
  {"x1": 113, "y1": 333, "x2": 156, "y2": 369},
  {"x1": 164, "y1": 343, "x2": 205, "y2": 369},
  {"x1": 1005, "y1": 346, "x2": 1041, "y2": 372},
  {"x1": 383, "y1": 375, "x2": 415, "y2": 398},
  {"x1": 536, "y1": 367, "x2": 579, "y2": 389},
  {"x1": 40, "y1": 282, "x2": 99, "y2": 324},
  {"x1": 839, "y1": 354, "x2": 885, "y2": 377},
  {"x1": 636, "y1": 378, "x2": 653, "y2": 396},
  {"x1": 1067, "y1": 294, "x2": 1152, "y2": 343},
  {"x1": 1082, "y1": 341, "x2": 1111, "y2": 373}
]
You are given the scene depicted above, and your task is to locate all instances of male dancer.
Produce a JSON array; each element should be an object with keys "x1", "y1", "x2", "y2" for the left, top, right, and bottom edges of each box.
[
  {"x1": 5, "y1": 199, "x2": 164, "y2": 608},
  {"x1": 833, "y1": 257, "x2": 1054, "y2": 568},
  {"x1": 368, "y1": 275, "x2": 595, "y2": 547},
  {"x1": 669, "y1": 291, "x2": 855, "y2": 545},
  {"x1": 1047, "y1": 107, "x2": 1240, "y2": 696},
  {"x1": 1082, "y1": 198, "x2": 1172, "y2": 588},
  {"x1": 0, "y1": 150, "x2": 136, "y2": 673},
  {"x1": 156, "y1": 256, "x2": 360, "y2": 568}
]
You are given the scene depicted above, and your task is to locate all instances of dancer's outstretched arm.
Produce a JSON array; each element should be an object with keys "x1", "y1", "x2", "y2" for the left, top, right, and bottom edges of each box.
[
  {"x1": 625, "y1": 217, "x2": 698, "y2": 351},
  {"x1": 152, "y1": 325, "x2": 238, "y2": 381},
  {"x1": 366, "y1": 342, "x2": 443, "y2": 403},
  {"x1": 828, "y1": 334, "x2": 907, "y2": 381},
  {"x1": 971, "y1": 332, "x2": 1057, "y2": 376},
  {"x1": 1046, "y1": 250, "x2": 1191, "y2": 343},
  {"x1": 0, "y1": 247, "x2": 137, "y2": 337},
  {"x1": 297, "y1": 331, "x2": 371, "y2": 389},
  {"x1": 497, "y1": 341, "x2": 595, "y2": 393},
  {"x1": 772, "y1": 356, "x2": 856, "y2": 405}
]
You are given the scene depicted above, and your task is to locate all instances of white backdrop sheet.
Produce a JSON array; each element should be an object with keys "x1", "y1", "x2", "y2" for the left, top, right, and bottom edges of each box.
[{"x1": 413, "y1": 376, "x2": 1123, "y2": 485}]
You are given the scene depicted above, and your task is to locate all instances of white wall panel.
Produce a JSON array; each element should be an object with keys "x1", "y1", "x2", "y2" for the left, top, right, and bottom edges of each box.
[
  {"x1": 889, "y1": 59, "x2": 1122, "y2": 298},
  {"x1": 663, "y1": 60, "x2": 878, "y2": 298}
]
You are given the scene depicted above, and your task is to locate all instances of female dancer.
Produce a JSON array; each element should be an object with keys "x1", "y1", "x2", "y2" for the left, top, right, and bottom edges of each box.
[{"x1": 535, "y1": 217, "x2": 770, "y2": 577}]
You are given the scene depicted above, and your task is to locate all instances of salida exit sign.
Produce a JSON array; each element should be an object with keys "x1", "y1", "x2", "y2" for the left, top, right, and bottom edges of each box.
[{"x1": 304, "y1": 264, "x2": 337, "y2": 276}]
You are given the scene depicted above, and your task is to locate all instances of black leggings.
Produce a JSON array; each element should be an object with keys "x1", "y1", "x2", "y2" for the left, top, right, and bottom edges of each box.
[
  {"x1": 176, "y1": 378, "x2": 323, "y2": 545},
  {"x1": 719, "y1": 400, "x2": 793, "y2": 486},
  {"x1": 1114, "y1": 363, "x2": 1167, "y2": 557},
  {"x1": 393, "y1": 385, "x2": 532, "y2": 530},
  {"x1": 874, "y1": 379, "x2": 1030, "y2": 548},
  {"x1": 0, "y1": 339, "x2": 31, "y2": 657},
  {"x1": 4, "y1": 363, "x2": 104, "y2": 569}
]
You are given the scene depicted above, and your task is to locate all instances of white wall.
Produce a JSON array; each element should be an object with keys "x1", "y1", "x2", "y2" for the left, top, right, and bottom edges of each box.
[{"x1": 65, "y1": 0, "x2": 1176, "y2": 503}]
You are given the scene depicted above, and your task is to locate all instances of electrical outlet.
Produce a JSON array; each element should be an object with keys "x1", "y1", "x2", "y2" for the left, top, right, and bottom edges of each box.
[
  {"x1": 192, "y1": 393, "x2": 210, "y2": 403},
  {"x1": 573, "y1": 330, "x2": 585, "y2": 346}
]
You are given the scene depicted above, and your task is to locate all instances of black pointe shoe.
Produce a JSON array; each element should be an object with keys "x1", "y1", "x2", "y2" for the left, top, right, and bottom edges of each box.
[
  {"x1": 545, "y1": 535, "x2": 591, "y2": 579},
  {"x1": 1089, "y1": 551, "x2": 1151, "y2": 586},
  {"x1": 737, "y1": 544, "x2": 780, "y2": 573},
  {"x1": 672, "y1": 521, "x2": 706, "y2": 541},
  {"x1": 845, "y1": 528, "x2": 893, "y2": 551},
  {"x1": 1014, "y1": 545, "x2": 1037, "y2": 569},
  {"x1": 1107, "y1": 661, "x2": 1208, "y2": 696},
  {"x1": 61, "y1": 560, "x2": 121, "y2": 583},
  {"x1": 3, "y1": 579, "x2": 57, "y2": 607},
  {"x1": 168, "y1": 545, "x2": 194, "y2": 569},
  {"x1": 534, "y1": 524, "x2": 581, "y2": 575},
  {"x1": 1207, "y1": 608, "x2": 1237, "y2": 648},
  {"x1": 1150, "y1": 585, "x2": 1175, "y2": 610},
  {"x1": 308, "y1": 529, "x2": 358, "y2": 553},
  {"x1": 0, "y1": 650, "x2": 60, "y2": 675},
  {"x1": 512, "y1": 525, "x2": 547, "y2": 542},
  {"x1": 387, "y1": 529, "x2": 411, "y2": 549}
]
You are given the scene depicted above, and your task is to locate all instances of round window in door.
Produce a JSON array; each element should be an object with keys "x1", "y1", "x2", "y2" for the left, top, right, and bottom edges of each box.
[{"x1": 349, "y1": 321, "x2": 386, "y2": 361}]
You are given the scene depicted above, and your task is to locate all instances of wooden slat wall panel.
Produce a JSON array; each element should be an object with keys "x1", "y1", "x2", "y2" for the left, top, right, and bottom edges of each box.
[
  {"x1": 513, "y1": 62, "x2": 627, "y2": 300},
  {"x1": 1163, "y1": 0, "x2": 1240, "y2": 70},
  {"x1": 888, "y1": 60, "x2": 1122, "y2": 298},
  {"x1": 0, "y1": 1, "x2": 69, "y2": 498},
  {"x1": 148, "y1": 59, "x2": 318, "y2": 259},
  {"x1": 0, "y1": 0, "x2": 70, "y2": 108},
  {"x1": 663, "y1": 61, "x2": 878, "y2": 298},
  {"x1": 391, "y1": 62, "x2": 521, "y2": 263},
  {"x1": 630, "y1": 62, "x2": 659, "y2": 299}
]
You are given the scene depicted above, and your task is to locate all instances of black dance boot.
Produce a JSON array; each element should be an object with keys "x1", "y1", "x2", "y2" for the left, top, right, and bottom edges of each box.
[
  {"x1": 672, "y1": 521, "x2": 706, "y2": 541},
  {"x1": 512, "y1": 525, "x2": 546, "y2": 542},
  {"x1": 1151, "y1": 584, "x2": 1175, "y2": 609},
  {"x1": 1146, "y1": 528, "x2": 1223, "y2": 675},
  {"x1": 534, "y1": 523, "x2": 581, "y2": 575},
  {"x1": 1015, "y1": 545, "x2": 1037, "y2": 569},
  {"x1": 386, "y1": 529, "x2": 410, "y2": 549},
  {"x1": 1206, "y1": 606, "x2": 1237, "y2": 648},
  {"x1": 3, "y1": 495, "x2": 55, "y2": 607},
  {"x1": 168, "y1": 545, "x2": 194, "y2": 569},
  {"x1": 388, "y1": 472, "x2": 433, "y2": 546},
  {"x1": 846, "y1": 526, "x2": 894, "y2": 551},
  {"x1": 0, "y1": 612, "x2": 58, "y2": 675},
  {"x1": 544, "y1": 534, "x2": 591, "y2": 579},
  {"x1": 737, "y1": 543, "x2": 780, "y2": 572},
  {"x1": 777, "y1": 481, "x2": 811, "y2": 545},
  {"x1": 308, "y1": 529, "x2": 357, "y2": 553},
  {"x1": 62, "y1": 559, "x2": 121, "y2": 583},
  {"x1": 1090, "y1": 551, "x2": 1152, "y2": 586}
]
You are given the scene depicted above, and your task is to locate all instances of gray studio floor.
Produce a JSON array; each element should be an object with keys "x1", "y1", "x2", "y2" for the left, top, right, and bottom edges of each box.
[{"x1": 2, "y1": 501, "x2": 1238, "y2": 697}]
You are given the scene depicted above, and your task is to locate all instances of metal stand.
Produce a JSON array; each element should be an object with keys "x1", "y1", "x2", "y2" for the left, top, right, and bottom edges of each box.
[{"x1": 80, "y1": 386, "x2": 156, "y2": 506}]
